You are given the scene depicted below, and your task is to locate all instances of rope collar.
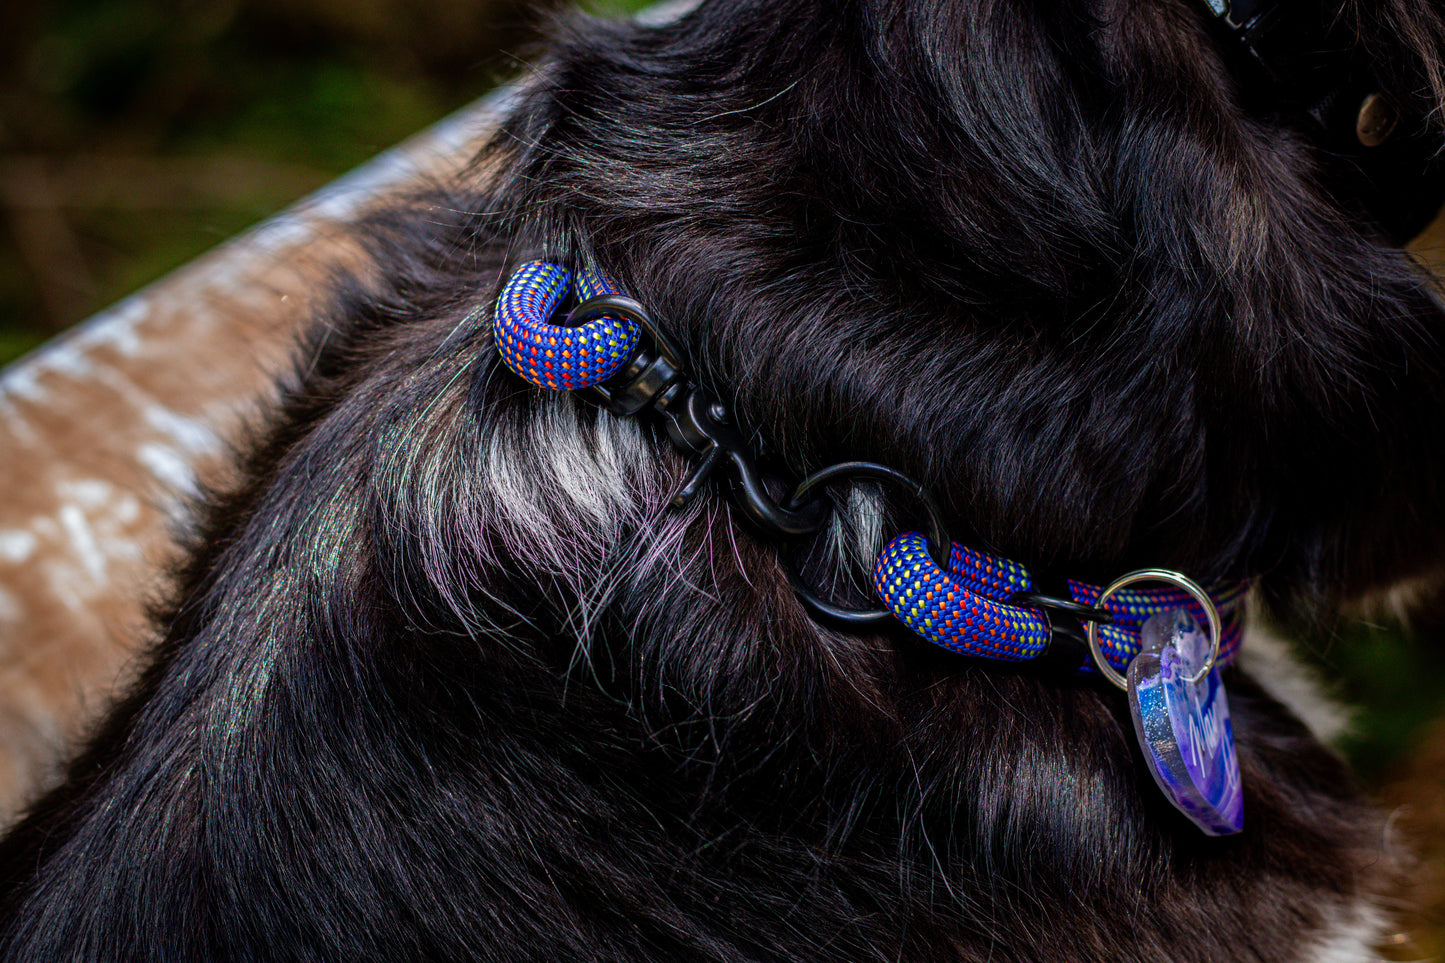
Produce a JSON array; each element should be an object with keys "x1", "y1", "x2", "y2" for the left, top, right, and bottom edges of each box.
[
  {"x1": 495, "y1": 259, "x2": 1251, "y2": 835},
  {"x1": 492, "y1": 260, "x2": 1247, "y2": 681}
]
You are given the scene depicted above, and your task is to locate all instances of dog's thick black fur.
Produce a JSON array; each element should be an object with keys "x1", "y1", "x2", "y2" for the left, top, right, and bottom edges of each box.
[{"x1": 3, "y1": 0, "x2": 1445, "y2": 959}]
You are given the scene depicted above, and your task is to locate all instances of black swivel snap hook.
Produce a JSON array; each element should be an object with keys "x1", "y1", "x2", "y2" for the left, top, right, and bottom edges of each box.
[{"x1": 566, "y1": 294, "x2": 830, "y2": 538}]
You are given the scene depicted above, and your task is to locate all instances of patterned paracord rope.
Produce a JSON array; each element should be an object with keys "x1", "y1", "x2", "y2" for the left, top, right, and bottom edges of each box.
[
  {"x1": 875, "y1": 533, "x2": 1246, "y2": 674},
  {"x1": 494, "y1": 261, "x2": 639, "y2": 391},
  {"x1": 494, "y1": 262, "x2": 1247, "y2": 676}
]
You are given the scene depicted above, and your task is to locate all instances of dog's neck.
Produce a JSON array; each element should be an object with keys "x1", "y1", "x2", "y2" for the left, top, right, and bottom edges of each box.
[
  {"x1": 495, "y1": 258, "x2": 1254, "y2": 685},
  {"x1": 481, "y1": 0, "x2": 1445, "y2": 606}
]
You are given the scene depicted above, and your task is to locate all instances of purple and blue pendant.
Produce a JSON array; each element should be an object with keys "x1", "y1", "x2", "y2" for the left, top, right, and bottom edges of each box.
[{"x1": 1126, "y1": 609, "x2": 1244, "y2": 836}]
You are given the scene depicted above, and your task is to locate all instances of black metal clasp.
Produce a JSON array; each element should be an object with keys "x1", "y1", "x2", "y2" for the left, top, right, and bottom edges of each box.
[
  {"x1": 1007, "y1": 582, "x2": 1114, "y2": 674},
  {"x1": 656, "y1": 386, "x2": 831, "y2": 536},
  {"x1": 566, "y1": 294, "x2": 829, "y2": 538},
  {"x1": 565, "y1": 294, "x2": 686, "y2": 417}
]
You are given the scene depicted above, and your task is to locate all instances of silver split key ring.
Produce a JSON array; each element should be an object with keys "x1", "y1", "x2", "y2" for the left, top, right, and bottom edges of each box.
[{"x1": 1084, "y1": 568, "x2": 1222, "y2": 690}]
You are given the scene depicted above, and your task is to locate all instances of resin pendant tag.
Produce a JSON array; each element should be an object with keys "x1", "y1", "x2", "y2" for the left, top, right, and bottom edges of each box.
[{"x1": 1127, "y1": 608, "x2": 1243, "y2": 836}]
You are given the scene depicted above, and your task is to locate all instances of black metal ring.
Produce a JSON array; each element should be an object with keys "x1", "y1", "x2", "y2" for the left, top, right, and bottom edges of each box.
[
  {"x1": 1005, "y1": 591, "x2": 1114, "y2": 625},
  {"x1": 564, "y1": 293, "x2": 650, "y2": 327},
  {"x1": 565, "y1": 293, "x2": 686, "y2": 371},
  {"x1": 785, "y1": 461, "x2": 951, "y2": 626}
]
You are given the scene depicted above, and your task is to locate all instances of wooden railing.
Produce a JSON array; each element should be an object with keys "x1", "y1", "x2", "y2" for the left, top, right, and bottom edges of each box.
[{"x1": 0, "y1": 86, "x2": 520, "y2": 820}]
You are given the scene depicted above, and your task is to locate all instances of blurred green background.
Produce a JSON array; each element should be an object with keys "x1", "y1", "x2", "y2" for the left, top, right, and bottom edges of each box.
[
  {"x1": 1, "y1": 0, "x2": 1442, "y2": 954},
  {"x1": 0, "y1": 0, "x2": 645, "y2": 364}
]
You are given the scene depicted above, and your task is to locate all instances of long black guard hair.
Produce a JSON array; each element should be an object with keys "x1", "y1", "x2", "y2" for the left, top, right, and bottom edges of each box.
[{"x1": 3, "y1": 0, "x2": 1445, "y2": 958}]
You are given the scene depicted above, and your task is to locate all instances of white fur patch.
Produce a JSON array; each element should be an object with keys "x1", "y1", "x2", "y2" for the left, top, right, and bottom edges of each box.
[
  {"x1": 144, "y1": 405, "x2": 221, "y2": 455},
  {"x1": 137, "y1": 443, "x2": 199, "y2": 498},
  {"x1": 3, "y1": 479, "x2": 146, "y2": 614},
  {"x1": 1300, "y1": 900, "x2": 1389, "y2": 963},
  {"x1": 482, "y1": 395, "x2": 650, "y2": 553},
  {"x1": 57, "y1": 503, "x2": 107, "y2": 583},
  {"x1": 1237, "y1": 616, "x2": 1353, "y2": 747}
]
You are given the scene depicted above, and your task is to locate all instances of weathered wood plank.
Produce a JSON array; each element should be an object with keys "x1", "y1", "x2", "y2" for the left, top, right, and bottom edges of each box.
[{"x1": 0, "y1": 87, "x2": 519, "y2": 820}]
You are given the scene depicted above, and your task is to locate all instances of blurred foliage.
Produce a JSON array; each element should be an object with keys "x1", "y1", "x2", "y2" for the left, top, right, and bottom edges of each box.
[
  {"x1": 1293, "y1": 609, "x2": 1445, "y2": 782},
  {"x1": 0, "y1": 0, "x2": 659, "y2": 363}
]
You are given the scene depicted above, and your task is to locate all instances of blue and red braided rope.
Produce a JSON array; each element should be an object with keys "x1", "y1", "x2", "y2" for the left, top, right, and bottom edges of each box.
[
  {"x1": 875, "y1": 533, "x2": 1244, "y2": 675},
  {"x1": 495, "y1": 261, "x2": 1247, "y2": 676},
  {"x1": 494, "y1": 261, "x2": 639, "y2": 391}
]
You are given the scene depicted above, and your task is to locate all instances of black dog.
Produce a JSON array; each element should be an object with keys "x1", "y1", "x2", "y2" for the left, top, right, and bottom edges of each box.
[{"x1": 3, "y1": 0, "x2": 1444, "y2": 958}]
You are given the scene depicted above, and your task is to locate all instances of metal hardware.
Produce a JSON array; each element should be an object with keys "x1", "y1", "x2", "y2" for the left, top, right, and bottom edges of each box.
[
  {"x1": 1005, "y1": 586, "x2": 1115, "y2": 673},
  {"x1": 565, "y1": 294, "x2": 686, "y2": 416},
  {"x1": 1084, "y1": 569, "x2": 1222, "y2": 691},
  {"x1": 660, "y1": 385, "x2": 830, "y2": 535},
  {"x1": 1007, "y1": 592, "x2": 1113, "y2": 627},
  {"x1": 785, "y1": 461, "x2": 951, "y2": 625},
  {"x1": 1356, "y1": 93, "x2": 1399, "y2": 148},
  {"x1": 568, "y1": 294, "x2": 829, "y2": 537},
  {"x1": 555, "y1": 288, "x2": 1228, "y2": 680},
  {"x1": 560, "y1": 298, "x2": 950, "y2": 624}
]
